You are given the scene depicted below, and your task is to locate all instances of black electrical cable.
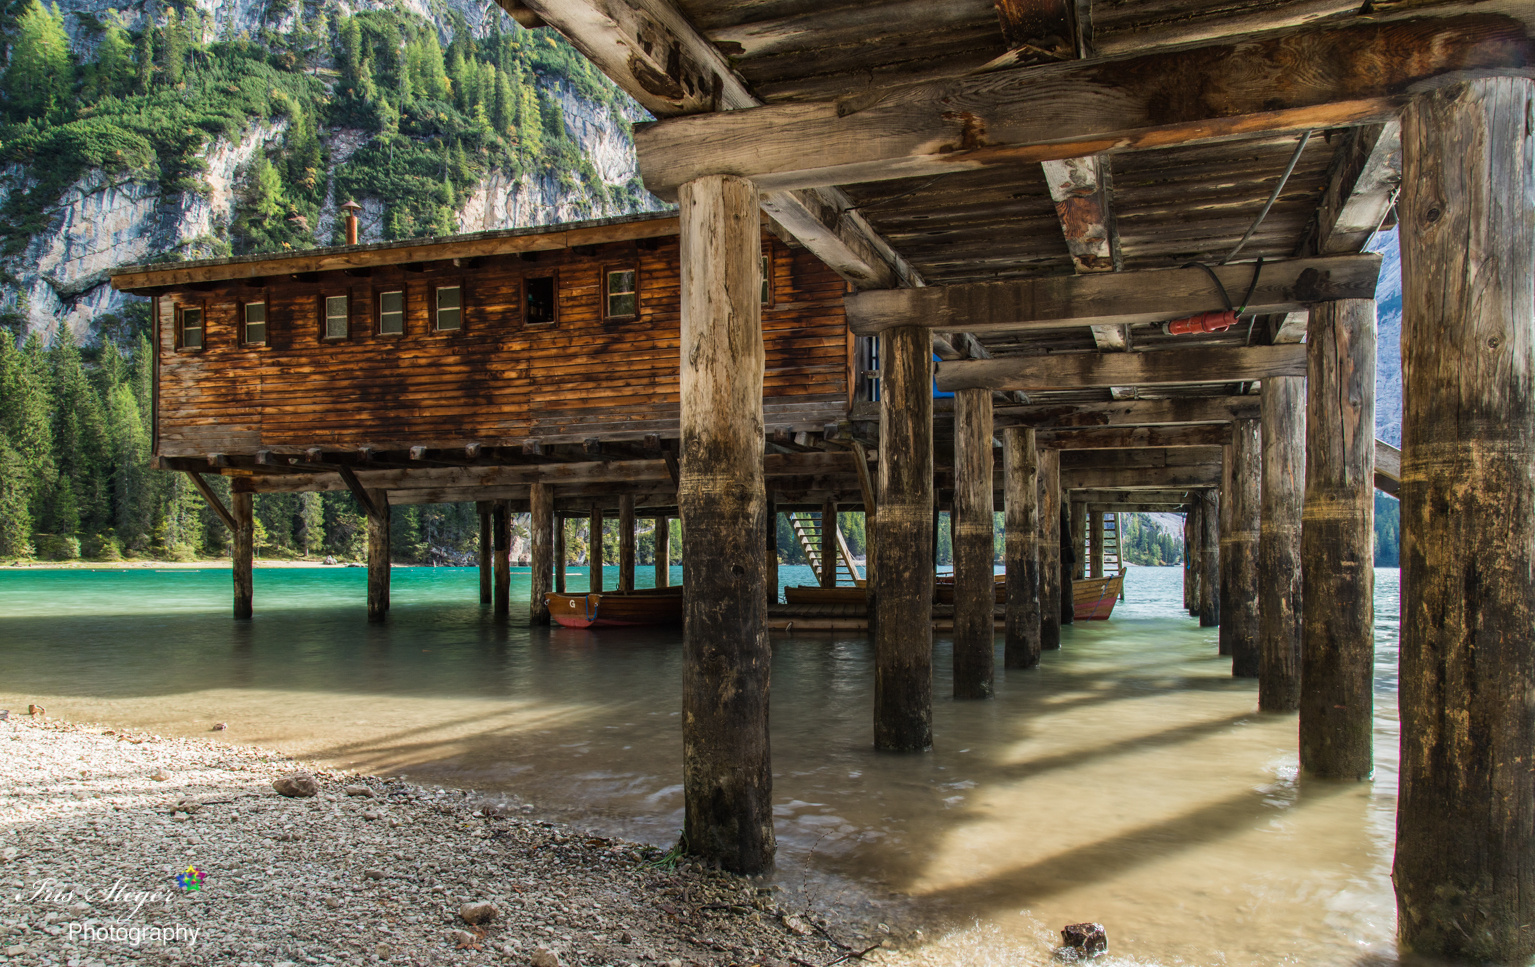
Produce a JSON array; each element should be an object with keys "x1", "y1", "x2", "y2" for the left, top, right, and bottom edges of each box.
[{"x1": 1220, "y1": 131, "x2": 1313, "y2": 266}]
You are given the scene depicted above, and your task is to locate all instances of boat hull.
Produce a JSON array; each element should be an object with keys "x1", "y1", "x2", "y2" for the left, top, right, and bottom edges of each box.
[
  {"x1": 545, "y1": 590, "x2": 683, "y2": 628},
  {"x1": 1073, "y1": 570, "x2": 1126, "y2": 621}
]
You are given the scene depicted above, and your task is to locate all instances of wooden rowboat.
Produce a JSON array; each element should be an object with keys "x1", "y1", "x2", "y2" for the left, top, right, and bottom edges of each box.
[
  {"x1": 545, "y1": 588, "x2": 683, "y2": 628},
  {"x1": 1073, "y1": 569, "x2": 1127, "y2": 621},
  {"x1": 933, "y1": 573, "x2": 1007, "y2": 605}
]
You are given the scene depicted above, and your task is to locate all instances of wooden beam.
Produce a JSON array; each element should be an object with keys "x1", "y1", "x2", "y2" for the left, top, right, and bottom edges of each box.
[
  {"x1": 1068, "y1": 489, "x2": 1192, "y2": 505},
  {"x1": 1038, "y1": 424, "x2": 1231, "y2": 449},
  {"x1": 1040, "y1": 155, "x2": 1130, "y2": 365},
  {"x1": 1306, "y1": 119, "x2": 1403, "y2": 256},
  {"x1": 987, "y1": 396, "x2": 1260, "y2": 428},
  {"x1": 185, "y1": 472, "x2": 238, "y2": 532},
  {"x1": 1084, "y1": 502, "x2": 1188, "y2": 513},
  {"x1": 1375, "y1": 438, "x2": 1401, "y2": 496},
  {"x1": 634, "y1": 9, "x2": 1535, "y2": 195},
  {"x1": 994, "y1": 0, "x2": 1078, "y2": 61},
  {"x1": 1062, "y1": 465, "x2": 1222, "y2": 490},
  {"x1": 335, "y1": 465, "x2": 380, "y2": 521},
  {"x1": 1060, "y1": 447, "x2": 1224, "y2": 471},
  {"x1": 937, "y1": 345, "x2": 1307, "y2": 394},
  {"x1": 846, "y1": 254, "x2": 1380, "y2": 336}
]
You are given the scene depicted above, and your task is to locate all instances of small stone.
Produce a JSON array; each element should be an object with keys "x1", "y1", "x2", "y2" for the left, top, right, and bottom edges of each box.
[
  {"x1": 364, "y1": 869, "x2": 386, "y2": 880},
  {"x1": 344, "y1": 784, "x2": 376, "y2": 798},
  {"x1": 361, "y1": 810, "x2": 380, "y2": 821},
  {"x1": 272, "y1": 773, "x2": 319, "y2": 797},
  {"x1": 782, "y1": 914, "x2": 812, "y2": 936},
  {"x1": 451, "y1": 929, "x2": 478, "y2": 947},
  {"x1": 530, "y1": 948, "x2": 561, "y2": 967},
  {"x1": 324, "y1": 896, "x2": 341, "y2": 910},
  {"x1": 663, "y1": 960, "x2": 682, "y2": 967},
  {"x1": 1, "y1": 846, "x2": 20, "y2": 862},
  {"x1": 5, "y1": 945, "x2": 26, "y2": 956},
  {"x1": 459, "y1": 901, "x2": 497, "y2": 926},
  {"x1": 0, "y1": 709, "x2": 8, "y2": 721},
  {"x1": 1061, "y1": 922, "x2": 1108, "y2": 958},
  {"x1": 520, "y1": 803, "x2": 535, "y2": 813},
  {"x1": 149, "y1": 770, "x2": 168, "y2": 782},
  {"x1": 324, "y1": 555, "x2": 337, "y2": 565},
  {"x1": 210, "y1": 722, "x2": 227, "y2": 731},
  {"x1": 375, "y1": 943, "x2": 391, "y2": 959},
  {"x1": 620, "y1": 930, "x2": 634, "y2": 944}
]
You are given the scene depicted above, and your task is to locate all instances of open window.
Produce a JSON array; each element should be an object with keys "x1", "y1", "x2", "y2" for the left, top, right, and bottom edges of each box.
[
  {"x1": 435, "y1": 285, "x2": 462, "y2": 331},
  {"x1": 242, "y1": 301, "x2": 267, "y2": 346},
  {"x1": 324, "y1": 295, "x2": 349, "y2": 340},
  {"x1": 605, "y1": 267, "x2": 637, "y2": 320},
  {"x1": 761, "y1": 252, "x2": 773, "y2": 307},
  {"x1": 526, "y1": 274, "x2": 556, "y2": 326},
  {"x1": 178, "y1": 304, "x2": 204, "y2": 350},
  {"x1": 378, "y1": 290, "x2": 405, "y2": 335}
]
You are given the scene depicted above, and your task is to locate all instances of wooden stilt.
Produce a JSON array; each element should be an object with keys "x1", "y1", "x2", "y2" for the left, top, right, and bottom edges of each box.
[
  {"x1": 1395, "y1": 77, "x2": 1535, "y2": 962},
  {"x1": 1182, "y1": 507, "x2": 1194, "y2": 613},
  {"x1": 654, "y1": 516, "x2": 669, "y2": 588},
  {"x1": 765, "y1": 495, "x2": 778, "y2": 604},
  {"x1": 1003, "y1": 426, "x2": 1041, "y2": 669},
  {"x1": 619, "y1": 494, "x2": 636, "y2": 592},
  {"x1": 1299, "y1": 297, "x2": 1375, "y2": 778},
  {"x1": 1069, "y1": 501, "x2": 1086, "y2": 581},
  {"x1": 1198, "y1": 488, "x2": 1219, "y2": 627},
  {"x1": 555, "y1": 516, "x2": 567, "y2": 593},
  {"x1": 477, "y1": 500, "x2": 492, "y2": 604},
  {"x1": 1039, "y1": 448, "x2": 1061, "y2": 650},
  {"x1": 874, "y1": 324, "x2": 934, "y2": 752},
  {"x1": 678, "y1": 173, "x2": 774, "y2": 872},
  {"x1": 1059, "y1": 504, "x2": 1075, "y2": 627},
  {"x1": 1222, "y1": 418, "x2": 1261, "y2": 677},
  {"x1": 367, "y1": 490, "x2": 390, "y2": 622},
  {"x1": 530, "y1": 483, "x2": 553, "y2": 625},
  {"x1": 493, "y1": 499, "x2": 510, "y2": 617},
  {"x1": 1088, "y1": 509, "x2": 1104, "y2": 578},
  {"x1": 1259, "y1": 377, "x2": 1305, "y2": 710},
  {"x1": 952, "y1": 387, "x2": 995, "y2": 699},
  {"x1": 820, "y1": 499, "x2": 838, "y2": 588},
  {"x1": 589, "y1": 505, "x2": 604, "y2": 592},
  {"x1": 233, "y1": 491, "x2": 253, "y2": 619}
]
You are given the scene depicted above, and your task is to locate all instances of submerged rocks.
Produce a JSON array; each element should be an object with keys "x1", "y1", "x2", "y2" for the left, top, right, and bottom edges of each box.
[
  {"x1": 272, "y1": 772, "x2": 320, "y2": 797},
  {"x1": 1059, "y1": 922, "x2": 1109, "y2": 959}
]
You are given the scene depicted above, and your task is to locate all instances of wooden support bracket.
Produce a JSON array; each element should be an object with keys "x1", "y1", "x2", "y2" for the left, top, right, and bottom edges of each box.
[
  {"x1": 336, "y1": 465, "x2": 381, "y2": 521},
  {"x1": 185, "y1": 472, "x2": 238, "y2": 532}
]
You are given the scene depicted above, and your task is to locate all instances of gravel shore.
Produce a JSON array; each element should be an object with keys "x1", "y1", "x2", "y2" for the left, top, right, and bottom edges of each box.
[{"x1": 0, "y1": 715, "x2": 903, "y2": 967}]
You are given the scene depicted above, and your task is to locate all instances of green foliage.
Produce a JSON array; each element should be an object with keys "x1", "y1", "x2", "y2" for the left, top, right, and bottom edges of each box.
[
  {"x1": 1119, "y1": 514, "x2": 1183, "y2": 566},
  {"x1": 4, "y1": 0, "x2": 70, "y2": 120},
  {"x1": 1375, "y1": 493, "x2": 1399, "y2": 566}
]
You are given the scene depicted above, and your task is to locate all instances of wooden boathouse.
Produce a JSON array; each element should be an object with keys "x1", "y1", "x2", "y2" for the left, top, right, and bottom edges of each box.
[{"x1": 119, "y1": 0, "x2": 1535, "y2": 958}]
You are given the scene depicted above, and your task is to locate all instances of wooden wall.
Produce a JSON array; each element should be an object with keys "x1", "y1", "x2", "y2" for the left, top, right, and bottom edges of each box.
[{"x1": 153, "y1": 233, "x2": 850, "y2": 457}]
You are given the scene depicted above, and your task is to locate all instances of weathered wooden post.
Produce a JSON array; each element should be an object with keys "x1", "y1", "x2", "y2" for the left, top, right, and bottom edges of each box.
[
  {"x1": 1003, "y1": 426, "x2": 1041, "y2": 669},
  {"x1": 530, "y1": 483, "x2": 553, "y2": 625},
  {"x1": 874, "y1": 324, "x2": 934, "y2": 752},
  {"x1": 765, "y1": 495, "x2": 778, "y2": 603},
  {"x1": 555, "y1": 516, "x2": 567, "y2": 593},
  {"x1": 1259, "y1": 378, "x2": 1305, "y2": 710},
  {"x1": 677, "y1": 173, "x2": 773, "y2": 872},
  {"x1": 493, "y1": 499, "x2": 510, "y2": 617},
  {"x1": 1222, "y1": 418, "x2": 1261, "y2": 677},
  {"x1": 477, "y1": 500, "x2": 492, "y2": 604},
  {"x1": 654, "y1": 515, "x2": 669, "y2": 588},
  {"x1": 589, "y1": 505, "x2": 604, "y2": 592},
  {"x1": 1299, "y1": 298, "x2": 1375, "y2": 778},
  {"x1": 1088, "y1": 509, "x2": 1104, "y2": 578},
  {"x1": 1182, "y1": 507, "x2": 1194, "y2": 612},
  {"x1": 1059, "y1": 505, "x2": 1075, "y2": 626},
  {"x1": 233, "y1": 491, "x2": 253, "y2": 619},
  {"x1": 619, "y1": 494, "x2": 636, "y2": 592},
  {"x1": 1038, "y1": 448, "x2": 1061, "y2": 650},
  {"x1": 1198, "y1": 489, "x2": 1219, "y2": 627},
  {"x1": 1395, "y1": 77, "x2": 1535, "y2": 963},
  {"x1": 952, "y1": 387, "x2": 994, "y2": 699},
  {"x1": 1070, "y1": 501, "x2": 1087, "y2": 581},
  {"x1": 367, "y1": 490, "x2": 390, "y2": 622},
  {"x1": 820, "y1": 499, "x2": 838, "y2": 588}
]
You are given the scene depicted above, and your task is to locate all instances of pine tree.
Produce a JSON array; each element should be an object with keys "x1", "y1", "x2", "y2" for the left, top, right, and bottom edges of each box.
[
  {"x1": 133, "y1": 25, "x2": 153, "y2": 93},
  {"x1": 88, "y1": 22, "x2": 132, "y2": 101},
  {"x1": 338, "y1": 16, "x2": 365, "y2": 99},
  {"x1": 159, "y1": 8, "x2": 186, "y2": 87},
  {"x1": 0, "y1": 441, "x2": 30, "y2": 557},
  {"x1": 49, "y1": 328, "x2": 109, "y2": 540},
  {"x1": 492, "y1": 68, "x2": 514, "y2": 134},
  {"x1": 4, "y1": 0, "x2": 73, "y2": 120}
]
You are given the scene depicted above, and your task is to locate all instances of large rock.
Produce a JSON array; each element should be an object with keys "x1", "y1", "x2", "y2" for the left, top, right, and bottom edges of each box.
[
  {"x1": 1060, "y1": 922, "x2": 1108, "y2": 958},
  {"x1": 272, "y1": 773, "x2": 320, "y2": 798}
]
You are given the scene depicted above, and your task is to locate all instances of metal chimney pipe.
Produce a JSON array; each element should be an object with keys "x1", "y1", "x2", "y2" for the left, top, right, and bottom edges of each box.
[{"x1": 340, "y1": 199, "x2": 363, "y2": 246}]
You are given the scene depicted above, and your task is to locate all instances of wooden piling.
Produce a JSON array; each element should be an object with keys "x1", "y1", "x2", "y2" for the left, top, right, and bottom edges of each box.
[
  {"x1": 555, "y1": 516, "x2": 567, "y2": 593},
  {"x1": 589, "y1": 505, "x2": 604, "y2": 593},
  {"x1": 477, "y1": 500, "x2": 492, "y2": 604},
  {"x1": 1198, "y1": 489, "x2": 1219, "y2": 627},
  {"x1": 1299, "y1": 298, "x2": 1375, "y2": 779},
  {"x1": 1259, "y1": 377, "x2": 1305, "y2": 710},
  {"x1": 233, "y1": 491, "x2": 253, "y2": 619},
  {"x1": 1222, "y1": 418, "x2": 1261, "y2": 677},
  {"x1": 1088, "y1": 509, "x2": 1104, "y2": 578},
  {"x1": 1395, "y1": 77, "x2": 1535, "y2": 963},
  {"x1": 820, "y1": 499, "x2": 838, "y2": 588},
  {"x1": 654, "y1": 515, "x2": 669, "y2": 588},
  {"x1": 765, "y1": 496, "x2": 778, "y2": 603},
  {"x1": 1003, "y1": 426, "x2": 1041, "y2": 669},
  {"x1": 1070, "y1": 500, "x2": 1086, "y2": 581},
  {"x1": 1059, "y1": 505, "x2": 1075, "y2": 627},
  {"x1": 677, "y1": 173, "x2": 774, "y2": 872},
  {"x1": 1182, "y1": 507, "x2": 1193, "y2": 612},
  {"x1": 367, "y1": 490, "x2": 390, "y2": 622},
  {"x1": 874, "y1": 324, "x2": 934, "y2": 752},
  {"x1": 530, "y1": 483, "x2": 553, "y2": 624},
  {"x1": 493, "y1": 499, "x2": 510, "y2": 616},
  {"x1": 952, "y1": 387, "x2": 995, "y2": 699},
  {"x1": 1039, "y1": 448, "x2": 1061, "y2": 650},
  {"x1": 619, "y1": 494, "x2": 636, "y2": 592}
]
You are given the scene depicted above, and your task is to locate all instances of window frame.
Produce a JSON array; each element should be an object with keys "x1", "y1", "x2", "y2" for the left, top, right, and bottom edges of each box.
[
  {"x1": 432, "y1": 281, "x2": 465, "y2": 334},
  {"x1": 322, "y1": 293, "x2": 350, "y2": 341},
  {"x1": 523, "y1": 270, "x2": 559, "y2": 328},
  {"x1": 602, "y1": 264, "x2": 639, "y2": 321},
  {"x1": 176, "y1": 301, "x2": 206, "y2": 352},
  {"x1": 376, "y1": 287, "x2": 407, "y2": 337},
  {"x1": 240, "y1": 298, "x2": 268, "y2": 348},
  {"x1": 760, "y1": 248, "x2": 775, "y2": 309}
]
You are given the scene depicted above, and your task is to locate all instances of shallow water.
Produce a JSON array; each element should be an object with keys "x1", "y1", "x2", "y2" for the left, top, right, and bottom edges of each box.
[{"x1": 0, "y1": 563, "x2": 1406, "y2": 966}]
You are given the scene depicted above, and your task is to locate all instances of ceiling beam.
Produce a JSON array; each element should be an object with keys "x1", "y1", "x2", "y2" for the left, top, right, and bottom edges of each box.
[
  {"x1": 845, "y1": 254, "x2": 1380, "y2": 336},
  {"x1": 506, "y1": 0, "x2": 919, "y2": 291},
  {"x1": 1060, "y1": 447, "x2": 1225, "y2": 470},
  {"x1": 936, "y1": 345, "x2": 1307, "y2": 393},
  {"x1": 1062, "y1": 466, "x2": 1222, "y2": 490},
  {"x1": 632, "y1": 9, "x2": 1533, "y2": 194},
  {"x1": 967, "y1": 395, "x2": 1260, "y2": 428},
  {"x1": 1376, "y1": 438, "x2": 1401, "y2": 497},
  {"x1": 1038, "y1": 424, "x2": 1232, "y2": 449}
]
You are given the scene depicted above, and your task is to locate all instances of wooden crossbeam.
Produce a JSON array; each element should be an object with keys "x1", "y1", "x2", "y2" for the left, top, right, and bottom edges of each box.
[
  {"x1": 846, "y1": 255, "x2": 1380, "y2": 336},
  {"x1": 868, "y1": 395, "x2": 1259, "y2": 427},
  {"x1": 1038, "y1": 424, "x2": 1232, "y2": 449},
  {"x1": 185, "y1": 472, "x2": 238, "y2": 532},
  {"x1": 1085, "y1": 502, "x2": 1188, "y2": 513},
  {"x1": 936, "y1": 345, "x2": 1306, "y2": 393},
  {"x1": 1062, "y1": 465, "x2": 1222, "y2": 490},
  {"x1": 1375, "y1": 438, "x2": 1401, "y2": 496},
  {"x1": 633, "y1": 9, "x2": 1535, "y2": 194},
  {"x1": 1069, "y1": 488, "x2": 1194, "y2": 506},
  {"x1": 1060, "y1": 447, "x2": 1224, "y2": 470}
]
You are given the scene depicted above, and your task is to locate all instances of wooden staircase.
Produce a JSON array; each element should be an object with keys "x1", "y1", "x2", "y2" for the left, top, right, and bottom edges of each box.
[
  {"x1": 788, "y1": 511, "x2": 865, "y2": 587},
  {"x1": 1103, "y1": 512, "x2": 1126, "y2": 600}
]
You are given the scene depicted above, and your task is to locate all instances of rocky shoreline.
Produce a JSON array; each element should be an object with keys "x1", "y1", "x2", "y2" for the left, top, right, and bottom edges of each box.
[{"x1": 0, "y1": 716, "x2": 909, "y2": 967}]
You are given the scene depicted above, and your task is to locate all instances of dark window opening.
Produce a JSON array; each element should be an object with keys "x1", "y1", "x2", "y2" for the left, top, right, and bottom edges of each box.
[{"x1": 526, "y1": 276, "x2": 556, "y2": 326}]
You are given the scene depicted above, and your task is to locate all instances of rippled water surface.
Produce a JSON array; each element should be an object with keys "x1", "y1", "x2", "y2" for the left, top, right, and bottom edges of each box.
[{"x1": 0, "y1": 564, "x2": 1405, "y2": 966}]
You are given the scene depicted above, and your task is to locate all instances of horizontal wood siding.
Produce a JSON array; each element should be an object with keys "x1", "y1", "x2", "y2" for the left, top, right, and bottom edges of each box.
[{"x1": 156, "y1": 234, "x2": 850, "y2": 456}]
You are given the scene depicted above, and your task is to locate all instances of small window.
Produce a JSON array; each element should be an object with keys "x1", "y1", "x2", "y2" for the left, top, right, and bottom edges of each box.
[
  {"x1": 435, "y1": 285, "x2": 462, "y2": 331},
  {"x1": 760, "y1": 254, "x2": 771, "y2": 305},
  {"x1": 379, "y1": 290, "x2": 404, "y2": 334},
  {"x1": 605, "y1": 269, "x2": 636, "y2": 319},
  {"x1": 324, "y1": 295, "x2": 349, "y2": 339},
  {"x1": 179, "y1": 306, "x2": 203, "y2": 350},
  {"x1": 243, "y1": 302, "x2": 266, "y2": 346},
  {"x1": 526, "y1": 276, "x2": 556, "y2": 326}
]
